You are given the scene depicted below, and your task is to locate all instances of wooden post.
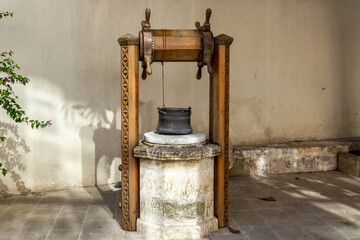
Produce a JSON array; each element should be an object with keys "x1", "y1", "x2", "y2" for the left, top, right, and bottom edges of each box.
[
  {"x1": 210, "y1": 34, "x2": 233, "y2": 228},
  {"x1": 117, "y1": 34, "x2": 140, "y2": 231}
]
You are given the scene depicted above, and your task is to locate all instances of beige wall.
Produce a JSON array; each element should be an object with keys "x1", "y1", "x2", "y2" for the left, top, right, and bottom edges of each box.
[{"x1": 0, "y1": 0, "x2": 360, "y2": 193}]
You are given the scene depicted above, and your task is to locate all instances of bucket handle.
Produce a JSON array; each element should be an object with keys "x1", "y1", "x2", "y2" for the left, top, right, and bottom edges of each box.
[{"x1": 157, "y1": 107, "x2": 167, "y2": 115}]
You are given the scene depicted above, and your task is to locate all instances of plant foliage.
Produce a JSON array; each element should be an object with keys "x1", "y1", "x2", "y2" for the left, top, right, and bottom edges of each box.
[{"x1": 0, "y1": 12, "x2": 51, "y2": 176}]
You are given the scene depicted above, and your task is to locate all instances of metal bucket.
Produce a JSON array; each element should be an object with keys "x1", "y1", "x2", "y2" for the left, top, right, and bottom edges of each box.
[{"x1": 156, "y1": 107, "x2": 193, "y2": 135}]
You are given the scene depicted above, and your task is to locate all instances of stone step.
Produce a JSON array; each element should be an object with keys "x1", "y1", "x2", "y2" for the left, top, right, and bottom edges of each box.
[
  {"x1": 230, "y1": 138, "x2": 360, "y2": 176},
  {"x1": 338, "y1": 152, "x2": 360, "y2": 176}
]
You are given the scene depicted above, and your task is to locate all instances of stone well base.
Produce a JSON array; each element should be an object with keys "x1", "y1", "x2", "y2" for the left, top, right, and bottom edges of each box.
[
  {"x1": 133, "y1": 140, "x2": 221, "y2": 240},
  {"x1": 137, "y1": 217, "x2": 218, "y2": 240}
]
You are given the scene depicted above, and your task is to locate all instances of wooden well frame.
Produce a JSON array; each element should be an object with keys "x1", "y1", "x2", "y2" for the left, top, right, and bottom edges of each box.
[{"x1": 117, "y1": 31, "x2": 233, "y2": 231}]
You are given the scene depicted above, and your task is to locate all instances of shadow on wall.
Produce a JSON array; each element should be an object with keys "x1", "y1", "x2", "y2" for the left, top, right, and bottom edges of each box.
[
  {"x1": 70, "y1": 104, "x2": 121, "y2": 187},
  {"x1": 92, "y1": 119, "x2": 121, "y2": 186},
  {"x1": 139, "y1": 100, "x2": 157, "y2": 138},
  {"x1": 0, "y1": 121, "x2": 31, "y2": 196}
]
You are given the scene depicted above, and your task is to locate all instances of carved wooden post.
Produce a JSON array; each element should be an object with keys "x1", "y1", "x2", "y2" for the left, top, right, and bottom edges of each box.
[
  {"x1": 117, "y1": 34, "x2": 140, "y2": 231},
  {"x1": 210, "y1": 34, "x2": 233, "y2": 228}
]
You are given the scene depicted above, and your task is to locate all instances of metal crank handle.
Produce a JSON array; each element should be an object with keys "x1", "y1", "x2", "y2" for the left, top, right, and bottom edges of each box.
[
  {"x1": 145, "y1": 8, "x2": 151, "y2": 25},
  {"x1": 142, "y1": 8, "x2": 151, "y2": 30},
  {"x1": 206, "y1": 61, "x2": 213, "y2": 74},
  {"x1": 145, "y1": 57, "x2": 152, "y2": 75}
]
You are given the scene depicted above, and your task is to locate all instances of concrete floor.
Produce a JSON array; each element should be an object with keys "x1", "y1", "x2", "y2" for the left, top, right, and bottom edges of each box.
[{"x1": 0, "y1": 171, "x2": 359, "y2": 240}]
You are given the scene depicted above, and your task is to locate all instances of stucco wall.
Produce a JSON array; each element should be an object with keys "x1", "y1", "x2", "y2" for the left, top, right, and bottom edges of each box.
[{"x1": 0, "y1": 0, "x2": 360, "y2": 193}]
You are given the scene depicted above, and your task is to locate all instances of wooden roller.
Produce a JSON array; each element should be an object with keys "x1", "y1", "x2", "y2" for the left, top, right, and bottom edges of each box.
[
  {"x1": 139, "y1": 8, "x2": 214, "y2": 80},
  {"x1": 144, "y1": 30, "x2": 201, "y2": 62}
]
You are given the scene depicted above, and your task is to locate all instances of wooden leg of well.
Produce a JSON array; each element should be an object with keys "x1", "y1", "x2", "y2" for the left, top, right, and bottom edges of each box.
[
  {"x1": 118, "y1": 34, "x2": 140, "y2": 231},
  {"x1": 210, "y1": 34, "x2": 233, "y2": 228}
]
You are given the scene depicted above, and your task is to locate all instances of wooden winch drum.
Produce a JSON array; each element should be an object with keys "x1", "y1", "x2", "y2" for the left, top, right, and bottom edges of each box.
[
  {"x1": 140, "y1": 30, "x2": 202, "y2": 62},
  {"x1": 156, "y1": 107, "x2": 193, "y2": 135}
]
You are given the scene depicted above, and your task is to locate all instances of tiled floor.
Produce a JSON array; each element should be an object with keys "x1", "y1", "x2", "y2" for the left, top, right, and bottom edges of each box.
[
  {"x1": 0, "y1": 171, "x2": 359, "y2": 240},
  {"x1": 209, "y1": 171, "x2": 360, "y2": 240}
]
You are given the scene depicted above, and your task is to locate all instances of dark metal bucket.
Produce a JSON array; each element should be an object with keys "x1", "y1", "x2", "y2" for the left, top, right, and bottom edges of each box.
[{"x1": 156, "y1": 107, "x2": 193, "y2": 135}]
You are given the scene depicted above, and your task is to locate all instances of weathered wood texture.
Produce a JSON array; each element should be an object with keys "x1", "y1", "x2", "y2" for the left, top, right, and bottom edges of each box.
[
  {"x1": 118, "y1": 34, "x2": 140, "y2": 231},
  {"x1": 210, "y1": 34, "x2": 233, "y2": 228},
  {"x1": 149, "y1": 30, "x2": 201, "y2": 62}
]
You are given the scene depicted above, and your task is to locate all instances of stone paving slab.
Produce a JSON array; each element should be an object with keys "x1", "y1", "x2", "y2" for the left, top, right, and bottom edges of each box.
[{"x1": 0, "y1": 171, "x2": 359, "y2": 240}]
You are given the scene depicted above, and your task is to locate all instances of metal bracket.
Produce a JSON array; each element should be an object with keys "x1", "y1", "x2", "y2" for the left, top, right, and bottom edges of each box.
[
  {"x1": 140, "y1": 8, "x2": 153, "y2": 80},
  {"x1": 195, "y1": 8, "x2": 214, "y2": 79}
]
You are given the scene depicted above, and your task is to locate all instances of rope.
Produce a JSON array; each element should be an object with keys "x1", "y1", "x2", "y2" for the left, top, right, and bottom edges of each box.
[{"x1": 161, "y1": 29, "x2": 166, "y2": 108}]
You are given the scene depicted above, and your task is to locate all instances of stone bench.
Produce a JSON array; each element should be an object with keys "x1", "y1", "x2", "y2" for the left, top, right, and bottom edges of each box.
[{"x1": 230, "y1": 138, "x2": 360, "y2": 176}]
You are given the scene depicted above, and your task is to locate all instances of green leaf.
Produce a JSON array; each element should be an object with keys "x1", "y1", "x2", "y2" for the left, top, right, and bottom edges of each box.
[
  {"x1": 2, "y1": 169, "x2": 7, "y2": 176},
  {"x1": 0, "y1": 33, "x2": 53, "y2": 133}
]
